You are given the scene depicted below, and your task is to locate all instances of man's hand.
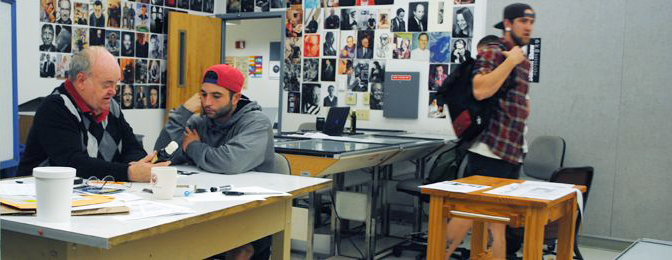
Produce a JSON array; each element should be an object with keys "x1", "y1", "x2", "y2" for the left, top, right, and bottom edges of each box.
[
  {"x1": 182, "y1": 128, "x2": 201, "y2": 152},
  {"x1": 502, "y1": 46, "x2": 526, "y2": 65},
  {"x1": 128, "y1": 151, "x2": 171, "y2": 182},
  {"x1": 183, "y1": 93, "x2": 201, "y2": 113},
  {"x1": 225, "y1": 243, "x2": 255, "y2": 260}
]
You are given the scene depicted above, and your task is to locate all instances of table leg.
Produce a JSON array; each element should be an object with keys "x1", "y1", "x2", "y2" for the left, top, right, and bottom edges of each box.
[
  {"x1": 556, "y1": 197, "x2": 578, "y2": 260},
  {"x1": 522, "y1": 208, "x2": 546, "y2": 260},
  {"x1": 330, "y1": 173, "x2": 345, "y2": 256},
  {"x1": 271, "y1": 199, "x2": 293, "y2": 260},
  {"x1": 305, "y1": 192, "x2": 316, "y2": 260},
  {"x1": 426, "y1": 196, "x2": 447, "y2": 260},
  {"x1": 381, "y1": 165, "x2": 391, "y2": 236},
  {"x1": 470, "y1": 221, "x2": 488, "y2": 259},
  {"x1": 364, "y1": 166, "x2": 381, "y2": 260}
]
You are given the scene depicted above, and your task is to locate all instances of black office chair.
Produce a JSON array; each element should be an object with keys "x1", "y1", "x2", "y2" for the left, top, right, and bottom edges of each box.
[
  {"x1": 506, "y1": 166, "x2": 594, "y2": 260},
  {"x1": 392, "y1": 145, "x2": 469, "y2": 260}
]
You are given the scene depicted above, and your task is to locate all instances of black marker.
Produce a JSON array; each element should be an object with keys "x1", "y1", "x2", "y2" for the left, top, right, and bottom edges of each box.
[{"x1": 222, "y1": 191, "x2": 284, "y2": 196}]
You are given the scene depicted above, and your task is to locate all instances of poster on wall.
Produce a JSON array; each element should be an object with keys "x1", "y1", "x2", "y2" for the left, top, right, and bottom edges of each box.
[
  {"x1": 527, "y1": 38, "x2": 541, "y2": 83},
  {"x1": 248, "y1": 56, "x2": 263, "y2": 78},
  {"x1": 269, "y1": 61, "x2": 280, "y2": 80}
]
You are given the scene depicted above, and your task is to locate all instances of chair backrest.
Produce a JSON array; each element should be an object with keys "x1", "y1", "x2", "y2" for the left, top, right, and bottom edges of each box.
[
  {"x1": 297, "y1": 122, "x2": 316, "y2": 132},
  {"x1": 272, "y1": 153, "x2": 291, "y2": 175},
  {"x1": 523, "y1": 136, "x2": 566, "y2": 180},
  {"x1": 550, "y1": 166, "x2": 594, "y2": 206}
]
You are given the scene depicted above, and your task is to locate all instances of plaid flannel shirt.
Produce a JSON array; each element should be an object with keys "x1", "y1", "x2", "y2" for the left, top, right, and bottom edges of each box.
[{"x1": 473, "y1": 38, "x2": 530, "y2": 164}]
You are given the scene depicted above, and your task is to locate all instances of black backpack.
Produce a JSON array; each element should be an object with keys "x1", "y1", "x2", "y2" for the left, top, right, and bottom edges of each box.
[{"x1": 437, "y1": 47, "x2": 517, "y2": 145}]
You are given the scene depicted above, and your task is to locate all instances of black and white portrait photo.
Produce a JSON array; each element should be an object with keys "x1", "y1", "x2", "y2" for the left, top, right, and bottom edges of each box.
[
  {"x1": 40, "y1": 24, "x2": 57, "y2": 52},
  {"x1": 150, "y1": 6, "x2": 164, "y2": 34},
  {"x1": 40, "y1": 53, "x2": 56, "y2": 78},
  {"x1": 89, "y1": 0, "x2": 105, "y2": 27},
  {"x1": 56, "y1": 0, "x2": 72, "y2": 24},
  {"x1": 303, "y1": 58, "x2": 319, "y2": 82},
  {"x1": 241, "y1": 0, "x2": 254, "y2": 12},
  {"x1": 322, "y1": 84, "x2": 338, "y2": 107},
  {"x1": 324, "y1": 8, "x2": 340, "y2": 29},
  {"x1": 149, "y1": 34, "x2": 163, "y2": 59},
  {"x1": 148, "y1": 60, "x2": 161, "y2": 84},
  {"x1": 390, "y1": 7, "x2": 406, "y2": 32},
  {"x1": 227, "y1": 0, "x2": 241, "y2": 13},
  {"x1": 160, "y1": 59, "x2": 167, "y2": 84},
  {"x1": 323, "y1": 31, "x2": 338, "y2": 56},
  {"x1": 287, "y1": 92, "x2": 300, "y2": 113},
  {"x1": 407, "y1": 2, "x2": 428, "y2": 32},
  {"x1": 356, "y1": 30, "x2": 374, "y2": 59},
  {"x1": 121, "y1": 31, "x2": 135, "y2": 57},
  {"x1": 348, "y1": 60, "x2": 369, "y2": 92},
  {"x1": 374, "y1": 31, "x2": 392, "y2": 58},
  {"x1": 285, "y1": 37, "x2": 302, "y2": 64},
  {"x1": 120, "y1": 84, "x2": 134, "y2": 109},
  {"x1": 356, "y1": 9, "x2": 377, "y2": 30},
  {"x1": 190, "y1": 0, "x2": 203, "y2": 11},
  {"x1": 271, "y1": 0, "x2": 285, "y2": 9},
  {"x1": 301, "y1": 83, "x2": 321, "y2": 114},
  {"x1": 370, "y1": 82, "x2": 383, "y2": 110},
  {"x1": 89, "y1": 28, "x2": 106, "y2": 46},
  {"x1": 453, "y1": 6, "x2": 474, "y2": 38},
  {"x1": 135, "y1": 59, "x2": 148, "y2": 84},
  {"x1": 321, "y1": 58, "x2": 336, "y2": 81},
  {"x1": 283, "y1": 63, "x2": 301, "y2": 91},
  {"x1": 203, "y1": 0, "x2": 215, "y2": 13},
  {"x1": 340, "y1": 9, "x2": 358, "y2": 30},
  {"x1": 105, "y1": 30, "x2": 120, "y2": 56},
  {"x1": 369, "y1": 60, "x2": 385, "y2": 83},
  {"x1": 451, "y1": 38, "x2": 471, "y2": 64},
  {"x1": 255, "y1": 0, "x2": 270, "y2": 12}
]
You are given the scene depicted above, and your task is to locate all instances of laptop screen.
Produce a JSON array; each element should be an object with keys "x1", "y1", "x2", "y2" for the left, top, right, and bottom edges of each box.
[{"x1": 322, "y1": 107, "x2": 350, "y2": 136}]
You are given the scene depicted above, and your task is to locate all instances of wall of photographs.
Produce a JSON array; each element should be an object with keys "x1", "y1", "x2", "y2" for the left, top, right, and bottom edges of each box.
[
  {"x1": 38, "y1": 0, "x2": 215, "y2": 110},
  {"x1": 225, "y1": 0, "x2": 485, "y2": 132}
]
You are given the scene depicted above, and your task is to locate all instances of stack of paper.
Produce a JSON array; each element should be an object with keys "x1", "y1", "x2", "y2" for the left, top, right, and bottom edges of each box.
[
  {"x1": 484, "y1": 181, "x2": 575, "y2": 201},
  {"x1": 419, "y1": 181, "x2": 491, "y2": 193}
]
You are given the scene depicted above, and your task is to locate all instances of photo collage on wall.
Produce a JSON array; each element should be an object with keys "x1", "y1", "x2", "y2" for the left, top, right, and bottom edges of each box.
[
  {"x1": 245, "y1": 0, "x2": 480, "y2": 117},
  {"x1": 38, "y1": 0, "x2": 215, "y2": 110}
]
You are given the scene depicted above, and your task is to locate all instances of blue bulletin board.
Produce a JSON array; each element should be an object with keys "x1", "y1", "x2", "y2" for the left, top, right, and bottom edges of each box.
[{"x1": 0, "y1": 0, "x2": 19, "y2": 169}]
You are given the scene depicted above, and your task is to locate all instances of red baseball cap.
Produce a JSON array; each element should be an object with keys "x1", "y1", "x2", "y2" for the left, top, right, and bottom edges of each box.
[{"x1": 201, "y1": 64, "x2": 244, "y2": 93}]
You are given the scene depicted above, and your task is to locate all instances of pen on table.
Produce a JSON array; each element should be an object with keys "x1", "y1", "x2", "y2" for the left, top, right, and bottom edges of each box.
[{"x1": 222, "y1": 191, "x2": 284, "y2": 196}]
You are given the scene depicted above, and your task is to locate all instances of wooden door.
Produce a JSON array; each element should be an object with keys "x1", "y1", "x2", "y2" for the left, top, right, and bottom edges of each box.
[{"x1": 166, "y1": 12, "x2": 222, "y2": 121}]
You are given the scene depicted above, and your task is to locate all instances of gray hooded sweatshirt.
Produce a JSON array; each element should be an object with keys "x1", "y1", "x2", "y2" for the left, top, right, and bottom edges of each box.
[{"x1": 154, "y1": 96, "x2": 274, "y2": 174}]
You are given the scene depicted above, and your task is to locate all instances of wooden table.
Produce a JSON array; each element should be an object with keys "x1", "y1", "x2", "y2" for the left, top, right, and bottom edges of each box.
[
  {"x1": 422, "y1": 176, "x2": 586, "y2": 260},
  {"x1": 1, "y1": 168, "x2": 331, "y2": 259}
]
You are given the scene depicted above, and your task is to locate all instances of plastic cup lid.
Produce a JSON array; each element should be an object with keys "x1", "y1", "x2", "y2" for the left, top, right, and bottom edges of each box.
[{"x1": 33, "y1": 167, "x2": 76, "y2": 179}]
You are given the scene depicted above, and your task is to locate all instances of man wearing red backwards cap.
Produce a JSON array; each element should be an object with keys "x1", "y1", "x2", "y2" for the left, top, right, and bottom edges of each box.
[{"x1": 154, "y1": 64, "x2": 274, "y2": 259}]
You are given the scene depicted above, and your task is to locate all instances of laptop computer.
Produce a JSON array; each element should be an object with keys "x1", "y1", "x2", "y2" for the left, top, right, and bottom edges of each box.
[{"x1": 322, "y1": 107, "x2": 351, "y2": 136}]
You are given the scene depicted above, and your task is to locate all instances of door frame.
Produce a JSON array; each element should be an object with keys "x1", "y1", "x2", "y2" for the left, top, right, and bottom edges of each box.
[{"x1": 217, "y1": 12, "x2": 286, "y2": 131}]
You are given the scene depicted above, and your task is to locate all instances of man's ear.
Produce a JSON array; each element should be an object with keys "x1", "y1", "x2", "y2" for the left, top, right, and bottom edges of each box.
[{"x1": 503, "y1": 19, "x2": 513, "y2": 31}]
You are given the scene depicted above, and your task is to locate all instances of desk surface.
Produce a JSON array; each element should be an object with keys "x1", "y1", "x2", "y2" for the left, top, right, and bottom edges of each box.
[
  {"x1": 422, "y1": 176, "x2": 587, "y2": 207},
  {"x1": 0, "y1": 166, "x2": 331, "y2": 249}
]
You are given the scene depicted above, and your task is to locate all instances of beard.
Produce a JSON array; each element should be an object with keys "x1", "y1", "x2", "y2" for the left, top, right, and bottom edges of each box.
[
  {"x1": 205, "y1": 103, "x2": 234, "y2": 120},
  {"x1": 511, "y1": 30, "x2": 527, "y2": 46}
]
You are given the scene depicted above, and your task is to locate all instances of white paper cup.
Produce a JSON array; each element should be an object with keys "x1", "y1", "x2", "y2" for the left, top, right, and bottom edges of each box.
[
  {"x1": 151, "y1": 167, "x2": 178, "y2": 200},
  {"x1": 33, "y1": 167, "x2": 76, "y2": 222}
]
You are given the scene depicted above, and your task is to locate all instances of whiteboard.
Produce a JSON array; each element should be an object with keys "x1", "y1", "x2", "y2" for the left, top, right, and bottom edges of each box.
[{"x1": 0, "y1": 0, "x2": 18, "y2": 169}]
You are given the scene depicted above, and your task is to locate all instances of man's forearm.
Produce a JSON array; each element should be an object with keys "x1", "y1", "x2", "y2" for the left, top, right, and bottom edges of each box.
[{"x1": 472, "y1": 58, "x2": 517, "y2": 100}]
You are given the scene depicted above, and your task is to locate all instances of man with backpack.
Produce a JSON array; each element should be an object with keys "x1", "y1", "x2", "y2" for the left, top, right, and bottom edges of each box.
[{"x1": 443, "y1": 3, "x2": 535, "y2": 259}]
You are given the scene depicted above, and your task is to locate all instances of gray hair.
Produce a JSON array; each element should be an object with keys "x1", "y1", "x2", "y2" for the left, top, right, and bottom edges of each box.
[{"x1": 68, "y1": 46, "x2": 107, "y2": 82}]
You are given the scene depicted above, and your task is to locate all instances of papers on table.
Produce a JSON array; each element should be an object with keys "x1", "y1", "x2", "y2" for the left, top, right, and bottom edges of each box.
[
  {"x1": 0, "y1": 184, "x2": 36, "y2": 196},
  {"x1": 419, "y1": 181, "x2": 491, "y2": 193},
  {"x1": 484, "y1": 180, "x2": 575, "y2": 201},
  {"x1": 114, "y1": 200, "x2": 194, "y2": 221}
]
